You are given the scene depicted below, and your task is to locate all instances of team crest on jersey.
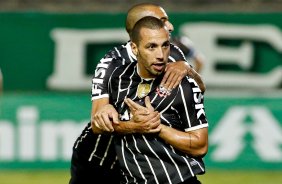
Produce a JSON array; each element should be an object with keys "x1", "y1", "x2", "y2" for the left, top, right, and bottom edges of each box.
[
  {"x1": 137, "y1": 83, "x2": 151, "y2": 98},
  {"x1": 156, "y1": 85, "x2": 171, "y2": 97}
]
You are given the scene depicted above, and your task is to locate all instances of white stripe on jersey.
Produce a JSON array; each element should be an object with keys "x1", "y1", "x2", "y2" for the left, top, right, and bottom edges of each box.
[
  {"x1": 162, "y1": 147, "x2": 184, "y2": 182},
  {"x1": 185, "y1": 124, "x2": 208, "y2": 132},
  {"x1": 168, "y1": 56, "x2": 176, "y2": 62},
  {"x1": 92, "y1": 78, "x2": 103, "y2": 84},
  {"x1": 89, "y1": 134, "x2": 102, "y2": 162},
  {"x1": 96, "y1": 63, "x2": 109, "y2": 69},
  {"x1": 121, "y1": 139, "x2": 137, "y2": 183},
  {"x1": 144, "y1": 154, "x2": 158, "y2": 184},
  {"x1": 124, "y1": 136, "x2": 147, "y2": 183},
  {"x1": 142, "y1": 135, "x2": 172, "y2": 184},
  {"x1": 99, "y1": 135, "x2": 114, "y2": 165},
  {"x1": 191, "y1": 158, "x2": 205, "y2": 172},
  {"x1": 179, "y1": 84, "x2": 192, "y2": 127},
  {"x1": 114, "y1": 46, "x2": 122, "y2": 57},
  {"x1": 91, "y1": 94, "x2": 109, "y2": 100},
  {"x1": 100, "y1": 57, "x2": 113, "y2": 63},
  {"x1": 183, "y1": 156, "x2": 195, "y2": 177}
]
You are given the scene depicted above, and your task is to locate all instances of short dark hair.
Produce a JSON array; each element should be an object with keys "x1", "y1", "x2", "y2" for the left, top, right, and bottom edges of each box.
[{"x1": 131, "y1": 16, "x2": 165, "y2": 44}]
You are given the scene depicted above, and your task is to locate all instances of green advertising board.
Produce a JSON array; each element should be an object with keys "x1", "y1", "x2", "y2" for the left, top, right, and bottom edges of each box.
[
  {"x1": 0, "y1": 12, "x2": 281, "y2": 91},
  {"x1": 0, "y1": 92, "x2": 282, "y2": 170}
]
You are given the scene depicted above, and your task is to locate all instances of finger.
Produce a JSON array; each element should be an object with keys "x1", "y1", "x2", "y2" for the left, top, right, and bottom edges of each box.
[
  {"x1": 149, "y1": 114, "x2": 161, "y2": 129},
  {"x1": 94, "y1": 114, "x2": 108, "y2": 131},
  {"x1": 101, "y1": 112, "x2": 115, "y2": 131},
  {"x1": 186, "y1": 64, "x2": 193, "y2": 77},
  {"x1": 168, "y1": 72, "x2": 185, "y2": 90},
  {"x1": 144, "y1": 112, "x2": 160, "y2": 129},
  {"x1": 160, "y1": 69, "x2": 171, "y2": 87},
  {"x1": 125, "y1": 98, "x2": 148, "y2": 114},
  {"x1": 138, "y1": 111, "x2": 158, "y2": 122},
  {"x1": 147, "y1": 125, "x2": 161, "y2": 133},
  {"x1": 172, "y1": 75, "x2": 183, "y2": 89},
  {"x1": 165, "y1": 72, "x2": 178, "y2": 90},
  {"x1": 93, "y1": 120, "x2": 101, "y2": 129},
  {"x1": 110, "y1": 111, "x2": 119, "y2": 124},
  {"x1": 96, "y1": 113, "x2": 113, "y2": 132},
  {"x1": 144, "y1": 96, "x2": 154, "y2": 112}
]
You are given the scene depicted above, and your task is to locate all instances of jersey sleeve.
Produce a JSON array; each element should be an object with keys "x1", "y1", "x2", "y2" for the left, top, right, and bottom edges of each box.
[
  {"x1": 174, "y1": 77, "x2": 208, "y2": 132},
  {"x1": 91, "y1": 48, "x2": 122, "y2": 101},
  {"x1": 169, "y1": 43, "x2": 187, "y2": 63}
]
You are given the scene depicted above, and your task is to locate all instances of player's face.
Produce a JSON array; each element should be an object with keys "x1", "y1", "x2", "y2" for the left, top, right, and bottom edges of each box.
[{"x1": 133, "y1": 27, "x2": 170, "y2": 79}]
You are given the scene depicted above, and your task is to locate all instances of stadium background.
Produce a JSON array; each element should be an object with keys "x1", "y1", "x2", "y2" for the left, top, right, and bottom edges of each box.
[{"x1": 0, "y1": 0, "x2": 282, "y2": 183}]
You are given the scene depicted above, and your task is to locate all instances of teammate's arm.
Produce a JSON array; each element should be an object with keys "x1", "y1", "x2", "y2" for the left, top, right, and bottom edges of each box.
[
  {"x1": 162, "y1": 61, "x2": 205, "y2": 92},
  {"x1": 91, "y1": 55, "x2": 122, "y2": 132},
  {"x1": 91, "y1": 98, "x2": 117, "y2": 132},
  {"x1": 161, "y1": 44, "x2": 206, "y2": 93}
]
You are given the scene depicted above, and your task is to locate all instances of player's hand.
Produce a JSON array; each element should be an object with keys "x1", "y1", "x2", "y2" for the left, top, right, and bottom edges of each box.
[
  {"x1": 124, "y1": 96, "x2": 161, "y2": 133},
  {"x1": 161, "y1": 61, "x2": 188, "y2": 90},
  {"x1": 93, "y1": 104, "x2": 119, "y2": 132}
]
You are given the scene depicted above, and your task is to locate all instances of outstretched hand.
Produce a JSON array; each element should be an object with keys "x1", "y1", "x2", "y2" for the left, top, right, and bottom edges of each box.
[{"x1": 124, "y1": 96, "x2": 161, "y2": 134}]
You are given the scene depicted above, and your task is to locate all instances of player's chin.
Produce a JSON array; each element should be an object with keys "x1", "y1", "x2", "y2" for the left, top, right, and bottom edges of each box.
[{"x1": 151, "y1": 69, "x2": 164, "y2": 76}]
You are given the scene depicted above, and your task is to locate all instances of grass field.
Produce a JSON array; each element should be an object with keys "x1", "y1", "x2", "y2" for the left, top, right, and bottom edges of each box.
[{"x1": 0, "y1": 169, "x2": 281, "y2": 184}]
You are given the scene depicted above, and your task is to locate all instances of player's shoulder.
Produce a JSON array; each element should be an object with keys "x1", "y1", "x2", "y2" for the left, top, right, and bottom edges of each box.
[
  {"x1": 110, "y1": 62, "x2": 136, "y2": 86},
  {"x1": 180, "y1": 76, "x2": 197, "y2": 86},
  {"x1": 103, "y1": 42, "x2": 129, "y2": 59},
  {"x1": 169, "y1": 43, "x2": 186, "y2": 62},
  {"x1": 117, "y1": 61, "x2": 136, "y2": 72}
]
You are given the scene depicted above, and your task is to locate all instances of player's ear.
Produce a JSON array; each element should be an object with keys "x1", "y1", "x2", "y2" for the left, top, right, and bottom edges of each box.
[{"x1": 131, "y1": 41, "x2": 138, "y2": 56}]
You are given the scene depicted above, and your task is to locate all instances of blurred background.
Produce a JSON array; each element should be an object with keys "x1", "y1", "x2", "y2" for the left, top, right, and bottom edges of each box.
[{"x1": 0, "y1": 0, "x2": 282, "y2": 184}]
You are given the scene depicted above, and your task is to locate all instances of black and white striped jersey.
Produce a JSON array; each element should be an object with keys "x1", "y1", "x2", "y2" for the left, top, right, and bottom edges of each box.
[
  {"x1": 72, "y1": 42, "x2": 187, "y2": 172},
  {"x1": 108, "y1": 61, "x2": 208, "y2": 184}
]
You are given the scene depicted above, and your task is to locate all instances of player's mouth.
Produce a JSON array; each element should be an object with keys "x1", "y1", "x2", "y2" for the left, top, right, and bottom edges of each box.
[{"x1": 152, "y1": 63, "x2": 165, "y2": 72}]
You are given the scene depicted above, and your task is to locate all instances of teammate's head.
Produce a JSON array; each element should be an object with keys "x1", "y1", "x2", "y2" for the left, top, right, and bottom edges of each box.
[
  {"x1": 126, "y1": 3, "x2": 174, "y2": 36},
  {"x1": 131, "y1": 16, "x2": 170, "y2": 79}
]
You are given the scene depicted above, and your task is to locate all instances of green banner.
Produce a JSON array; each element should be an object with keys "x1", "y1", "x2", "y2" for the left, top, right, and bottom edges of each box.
[
  {"x1": 0, "y1": 12, "x2": 281, "y2": 91},
  {"x1": 0, "y1": 92, "x2": 282, "y2": 170}
]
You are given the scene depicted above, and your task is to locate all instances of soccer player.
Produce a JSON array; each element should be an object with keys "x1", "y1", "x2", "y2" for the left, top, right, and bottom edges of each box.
[
  {"x1": 69, "y1": 3, "x2": 206, "y2": 184},
  {"x1": 95, "y1": 16, "x2": 208, "y2": 183}
]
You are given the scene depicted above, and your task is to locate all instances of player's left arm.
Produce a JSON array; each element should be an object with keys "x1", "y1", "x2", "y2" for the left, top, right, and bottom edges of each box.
[
  {"x1": 158, "y1": 125, "x2": 208, "y2": 157},
  {"x1": 159, "y1": 77, "x2": 208, "y2": 157}
]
